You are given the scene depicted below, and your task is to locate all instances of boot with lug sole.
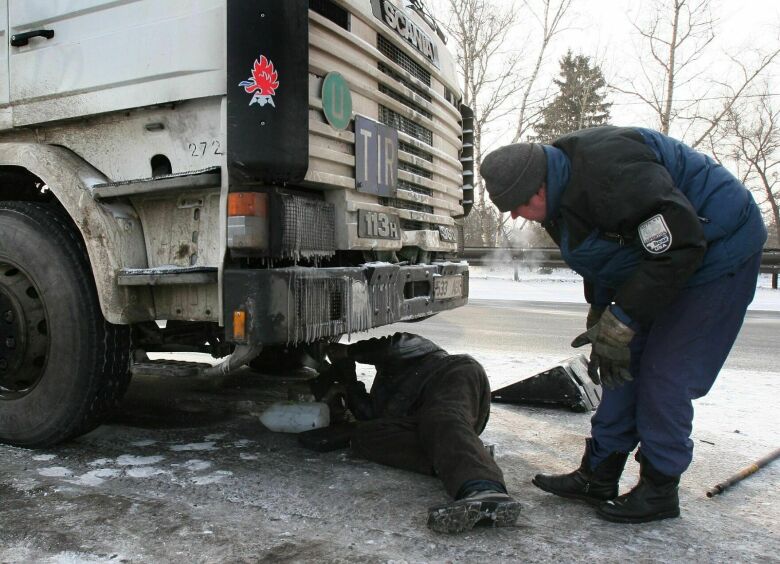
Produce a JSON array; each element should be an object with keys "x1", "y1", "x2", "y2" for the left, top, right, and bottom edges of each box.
[
  {"x1": 427, "y1": 490, "x2": 522, "y2": 534},
  {"x1": 532, "y1": 439, "x2": 629, "y2": 505},
  {"x1": 597, "y1": 452, "x2": 680, "y2": 523}
]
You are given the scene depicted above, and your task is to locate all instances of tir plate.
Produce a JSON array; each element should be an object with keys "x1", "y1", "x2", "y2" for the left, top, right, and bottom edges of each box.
[{"x1": 434, "y1": 275, "x2": 463, "y2": 300}]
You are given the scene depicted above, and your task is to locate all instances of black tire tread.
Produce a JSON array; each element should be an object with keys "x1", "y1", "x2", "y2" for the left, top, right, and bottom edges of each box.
[{"x1": 0, "y1": 202, "x2": 131, "y2": 446}]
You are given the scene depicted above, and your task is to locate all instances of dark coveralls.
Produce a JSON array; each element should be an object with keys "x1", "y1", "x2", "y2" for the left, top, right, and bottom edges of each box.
[
  {"x1": 340, "y1": 333, "x2": 505, "y2": 498},
  {"x1": 543, "y1": 126, "x2": 767, "y2": 477}
]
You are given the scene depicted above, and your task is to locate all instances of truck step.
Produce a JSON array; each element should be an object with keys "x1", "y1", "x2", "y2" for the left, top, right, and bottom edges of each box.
[
  {"x1": 118, "y1": 266, "x2": 217, "y2": 286},
  {"x1": 131, "y1": 359, "x2": 213, "y2": 378},
  {"x1": 91, "y1": 167, "x2": 220, "y2": 200}
]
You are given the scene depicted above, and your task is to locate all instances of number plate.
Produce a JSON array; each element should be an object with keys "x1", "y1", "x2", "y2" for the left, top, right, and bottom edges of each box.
[
  {"x1": 358, "y1": 209, "x2": 401, "y2": 240},
  {"x1": 437, "y1": 225, "x2": 458, "y2": 243},
  {"x1": 434, "y1": 275, "x2": 464, "y2": 300}
]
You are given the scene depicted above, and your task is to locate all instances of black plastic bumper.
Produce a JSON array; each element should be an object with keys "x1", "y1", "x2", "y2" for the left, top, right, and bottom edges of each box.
[{"x1": 223, "y1": 261, "x2": 468, "y2": 345}]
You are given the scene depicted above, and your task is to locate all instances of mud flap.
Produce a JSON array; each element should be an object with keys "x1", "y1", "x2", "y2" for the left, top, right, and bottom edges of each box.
[{"x1": 491, "y1": 354, "x2": 601, "y2": 412}]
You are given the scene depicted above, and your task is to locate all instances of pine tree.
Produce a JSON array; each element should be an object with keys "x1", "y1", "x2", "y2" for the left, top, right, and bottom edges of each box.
[{"x1": 534, "y1": 51, "x2": 611, "y2": 143}]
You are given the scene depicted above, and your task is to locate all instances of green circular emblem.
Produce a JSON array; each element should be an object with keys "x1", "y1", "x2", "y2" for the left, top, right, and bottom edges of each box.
[{"x1": 322, "y1": 72, "x2": 352, "y2": 130}]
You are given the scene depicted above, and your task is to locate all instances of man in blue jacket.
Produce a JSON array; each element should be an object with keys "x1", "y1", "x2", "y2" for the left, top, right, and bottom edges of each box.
[{"x1": 480, "y1": 126, "x2": 766, "y2": 523}]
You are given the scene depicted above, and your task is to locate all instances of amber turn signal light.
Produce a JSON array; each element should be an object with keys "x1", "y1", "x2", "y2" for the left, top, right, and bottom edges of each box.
[
  {"x1": 228, "y1": 192, "x2": 268, "y2": 217},
  {"x1": 232, "y1": 310, "x2": 247, "y2": 342}
]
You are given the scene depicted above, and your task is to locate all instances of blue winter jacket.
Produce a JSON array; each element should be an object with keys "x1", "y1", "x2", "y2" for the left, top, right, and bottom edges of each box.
[{"x1": 542, "y1": 126, "x2": 766, "y2": 327}]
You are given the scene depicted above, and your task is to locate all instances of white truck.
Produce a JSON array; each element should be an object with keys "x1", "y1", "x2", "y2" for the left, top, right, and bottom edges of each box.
[{"x1": 0, "y1": 0, "x2": 473, "y2": 446}]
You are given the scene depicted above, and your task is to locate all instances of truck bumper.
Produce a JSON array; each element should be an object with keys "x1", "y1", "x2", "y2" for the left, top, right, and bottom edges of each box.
[{"x1": 223, "y1": 261, "x2": 468, "y2": 345}]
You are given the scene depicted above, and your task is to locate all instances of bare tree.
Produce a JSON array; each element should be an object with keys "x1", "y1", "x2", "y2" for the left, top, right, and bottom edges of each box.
[
  {"x1": 499, "y1": 0, "x2": 574, "y2": 245},
  {"x1": 438, "y1": 0, "x2": 575, "y2": 245},
  {"x1": 724, "y1": 91, "x2": 780, "y2": 245},
  {"x1": 511, "y1": 0, "x2": 574, "y2": 143},
  {"x1": 442, "y1": 0, "x2": 523, "y2": 208},
  {"x1": 615, "y1": 0, "x2": 715, "y2": 135},
  {"x1": 615, "y1": 0, "x2": 779, "y2": 149},
  {"x1": 688, "y1": 47, "x2": 780, "y2": 149},
  {"x1": 438, "y1": 0, "x2": 528, "y2": 245}
]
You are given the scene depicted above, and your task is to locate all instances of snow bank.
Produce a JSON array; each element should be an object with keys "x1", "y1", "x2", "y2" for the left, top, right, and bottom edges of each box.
[{"x1": 469, "y1": 266, "x2": 780, "y2": 311}]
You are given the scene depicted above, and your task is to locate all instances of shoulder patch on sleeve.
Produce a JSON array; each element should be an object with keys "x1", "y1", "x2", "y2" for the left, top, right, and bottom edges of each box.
[{"x1": 638, "y1": 214, "x2": 672, "y2": 254}]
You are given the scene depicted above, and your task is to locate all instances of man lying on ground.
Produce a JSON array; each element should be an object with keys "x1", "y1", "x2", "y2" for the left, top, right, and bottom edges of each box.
[{"x1": 325, "y1": 332, "x2": 520, "y2": 534}]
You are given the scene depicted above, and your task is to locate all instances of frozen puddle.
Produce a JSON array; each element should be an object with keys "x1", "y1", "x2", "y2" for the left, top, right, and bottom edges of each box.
[
  {"x1": 179, "y1": 460, "x2": 212, "y2": 472},
  {"x1": 116, "y1": 455, "x2": 165, "y2": 466},
  {"x1": 126, "y1": 467, "x2": 167, "y2": 479},
  {"x1": 38, "y1": 467, "x2": 73, "y2": 478},
  {"x1": 169, "y1": 442, "x2": 217, "y2": 452},
  {"x1": 70, "y1": 469, "x2": 122, "y2": 487},
  {"x1": 88, "y1": 458, "x2": 113, "y2": 466}
]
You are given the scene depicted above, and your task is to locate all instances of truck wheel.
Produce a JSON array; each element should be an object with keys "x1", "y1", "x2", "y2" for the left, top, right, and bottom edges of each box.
[{"x1": 0, "y1": 202, "x2": 131, "y2": 447}]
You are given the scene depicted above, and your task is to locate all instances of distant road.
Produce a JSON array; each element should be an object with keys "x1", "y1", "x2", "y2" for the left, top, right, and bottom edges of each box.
[{"x1": 393, "y1": 299, "x2": 780, "y2": 374}]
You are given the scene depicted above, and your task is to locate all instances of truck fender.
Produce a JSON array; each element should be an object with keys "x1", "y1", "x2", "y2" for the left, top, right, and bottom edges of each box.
[{"x1": 0, "y1": 143, "x2": 154, "y2": 324}]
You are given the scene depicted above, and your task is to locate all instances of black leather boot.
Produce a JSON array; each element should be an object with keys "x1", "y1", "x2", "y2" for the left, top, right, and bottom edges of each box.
[
  {"x1": 532, "y1": 439, "x2": 629, "y2": 505},
  {"x1": 597, "y1": 452, "x2": 680, "y2": 523}
]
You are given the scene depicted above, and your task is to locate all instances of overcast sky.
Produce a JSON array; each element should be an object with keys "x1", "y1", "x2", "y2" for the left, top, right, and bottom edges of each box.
[
  {"x1": 433, "y1": 0, "x2": 780, "y2": 148},
  {"x1": 558, "y1": 0, "x2": 780, "y2": 124}
]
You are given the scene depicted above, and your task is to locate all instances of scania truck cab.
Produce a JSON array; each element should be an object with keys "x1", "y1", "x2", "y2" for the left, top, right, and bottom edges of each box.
[{"x1": 0, "y1": 0, "x2": 472, "y2": 446}]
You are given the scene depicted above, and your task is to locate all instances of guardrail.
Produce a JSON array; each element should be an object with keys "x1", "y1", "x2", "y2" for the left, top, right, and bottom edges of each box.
[{"x1": 461, "y1": 247, "x2": 780, "y2": 288}]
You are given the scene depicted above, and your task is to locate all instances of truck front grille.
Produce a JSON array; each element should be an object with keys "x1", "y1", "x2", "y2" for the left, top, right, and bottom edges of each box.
[
  {"x1": 401, "y1": 219, "x2": 430, "y2": 231},
  {"x1": 379, "y1": 197, "x2": 434, "y2": 215},
  {"x1": 399, "y1": 140, "x2": 433, "y2": 162},
  {"x1": 378, "y1": 62, "x2": 432, "y2": 102},
  {"x1": 307, "y1": 4, "x2": 463, "y2": 252},
  {"x1": 445, "y1": 87, "x2": 459, "y2": 108},
  {"x1": 399, "y1": 161, "x2": 432, "y2": 180},
  {"x1": 377, "y1": 35, "x2": 431, "y2": 86},
  {"x1": 379, "y1": 84, "x2": 432, "y2": 120},
  {"x1": 398, "y1": 180, "x2": 432, "y2": 196},
  {"x1": 379, "y1": 106, "x2": 433, "y2": 146}
]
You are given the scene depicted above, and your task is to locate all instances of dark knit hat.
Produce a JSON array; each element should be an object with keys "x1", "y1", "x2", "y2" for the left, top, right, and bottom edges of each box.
[{"x1": 480, "y1": 143, "x2": 547, "y2": 212}]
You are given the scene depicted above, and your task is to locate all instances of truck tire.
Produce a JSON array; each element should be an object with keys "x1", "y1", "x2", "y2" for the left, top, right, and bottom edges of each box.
[{"x1": 0, "y1": 202, "x2": 131, "y2": 447}]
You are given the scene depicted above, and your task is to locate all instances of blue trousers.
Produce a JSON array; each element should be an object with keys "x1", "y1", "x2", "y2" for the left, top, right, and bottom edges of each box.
[{"x1": 589, "y1": 252, "x2": 761, "y2": 476}]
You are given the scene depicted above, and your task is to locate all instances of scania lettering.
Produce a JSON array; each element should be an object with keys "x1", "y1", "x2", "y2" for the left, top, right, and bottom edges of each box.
[{"x1": 371, "y1": 0, "x2": 439, "y2": 66}]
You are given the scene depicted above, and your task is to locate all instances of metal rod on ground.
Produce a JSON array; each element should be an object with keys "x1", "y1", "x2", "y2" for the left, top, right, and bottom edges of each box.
[{"x1": 706, "y1": 447, "x2": 780, "y2": 498}]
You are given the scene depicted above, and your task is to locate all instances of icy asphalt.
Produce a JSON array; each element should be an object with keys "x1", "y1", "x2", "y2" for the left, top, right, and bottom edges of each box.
[{"x1": 0, "y1": 268, "x2": 778, "y2": 563}]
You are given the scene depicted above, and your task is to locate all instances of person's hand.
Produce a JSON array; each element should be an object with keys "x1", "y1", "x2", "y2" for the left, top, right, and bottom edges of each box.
[
  {"x1": 571, "y1": 308, "x2": 635, "y2": 389},
  {"x1": 325, "y1": 343, "x2": 357, "y2": 385},
  {"x1": 586, "y1": 305, "x2": 606, "y2": 330}
]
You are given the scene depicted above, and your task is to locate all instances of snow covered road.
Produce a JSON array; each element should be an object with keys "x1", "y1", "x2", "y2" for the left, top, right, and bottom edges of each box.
[{"x1": 0, "y1": 270, "x2": 777, "y2": 562}]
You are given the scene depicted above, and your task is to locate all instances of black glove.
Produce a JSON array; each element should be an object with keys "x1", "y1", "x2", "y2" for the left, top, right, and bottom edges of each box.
[
  {"x1": 329, "y1": 357, "x2": 357, "y2": 385},
  {"x1": 323, "y1": 353, "x2": 375, "y2": 420},
  {"x1": 586, "y1": 305, "x2": 606, "y2": 330},
  {"x1": 571, "y1": 308, "x2": 635, "y2": 389},
  {"x1": 345, "y1": 379, "x2": 375, "y2": 421}
]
